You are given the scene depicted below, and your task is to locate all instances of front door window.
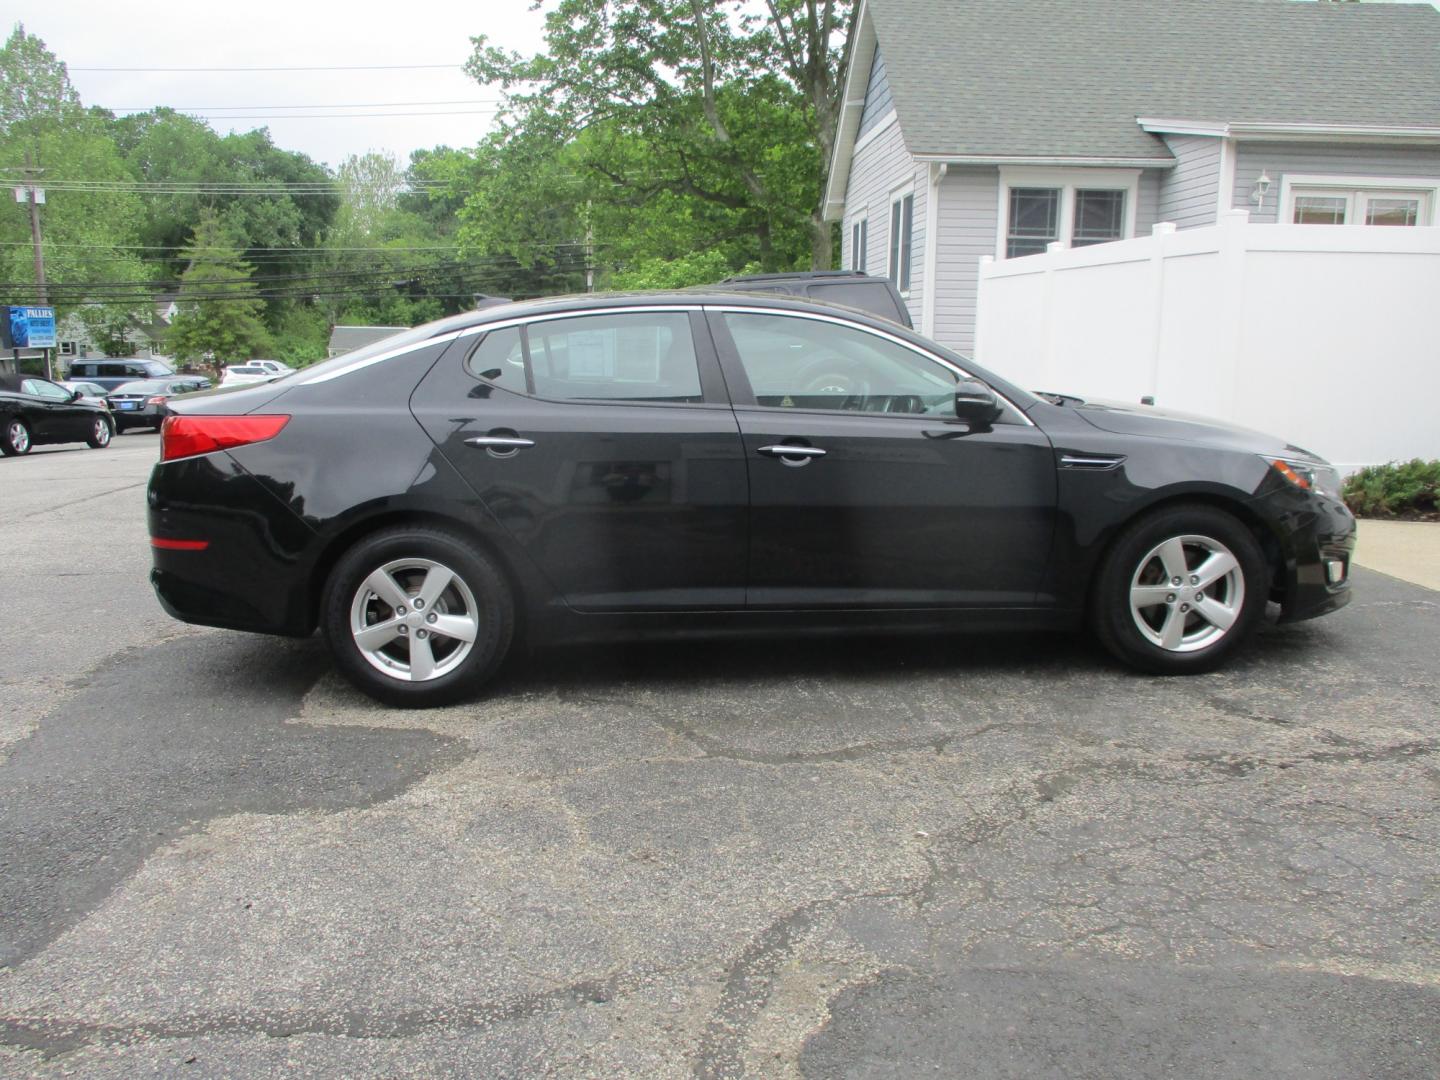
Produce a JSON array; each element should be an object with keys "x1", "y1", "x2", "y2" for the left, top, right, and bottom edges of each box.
[{"x1": 719, "y1": 312, "x2": 958, "y2": 417}]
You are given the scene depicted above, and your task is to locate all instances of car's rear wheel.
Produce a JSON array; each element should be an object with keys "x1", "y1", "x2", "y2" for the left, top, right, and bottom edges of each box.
[
  {"x1": 321, "y1": 526, "x2": 514, "y2": 707},
  {"x1": 2, "y1": 417, "x2": 32, "y2": 456},
  {"x1": 86, "y1": 415, "x2": 113, "y2": 449},
  {"x1": 1092, "y1": 504, "x2": 1269, "y2": 674}
]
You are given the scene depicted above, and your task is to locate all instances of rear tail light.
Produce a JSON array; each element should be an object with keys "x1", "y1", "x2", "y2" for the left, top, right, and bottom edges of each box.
[
  {"x1": 161, "y1": 415, "x2": 290, "y2": 462},
  {"x1": 147, "y1": 395, "x2": 166, "y2": 406}
]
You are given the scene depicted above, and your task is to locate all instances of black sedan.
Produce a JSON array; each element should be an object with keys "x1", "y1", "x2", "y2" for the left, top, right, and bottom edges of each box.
[
  {"x1": 108, "y1": 377, "x2": 211, "y2": 433},
  {"x1": 1, "y1": 374, "x2": 114, "y2": 455},
  {"x1": 147, "y1": 293, "x2": 1355, "y2": 706}
]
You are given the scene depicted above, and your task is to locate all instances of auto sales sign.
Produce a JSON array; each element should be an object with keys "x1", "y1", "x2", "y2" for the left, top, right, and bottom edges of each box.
[{"x1": 3, "y1": 305, "x2": 57, "y2": 349}]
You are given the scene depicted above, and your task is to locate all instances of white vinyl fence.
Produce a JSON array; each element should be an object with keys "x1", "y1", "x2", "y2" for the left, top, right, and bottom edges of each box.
[{"x1": 974, "y1": 210, "x2": 1440, "y2": 471}]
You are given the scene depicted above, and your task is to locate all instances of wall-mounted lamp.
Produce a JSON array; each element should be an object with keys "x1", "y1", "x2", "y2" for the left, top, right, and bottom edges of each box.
[{"x1": 1251, "y1": 170, "x2": 1272, "y2": 210}]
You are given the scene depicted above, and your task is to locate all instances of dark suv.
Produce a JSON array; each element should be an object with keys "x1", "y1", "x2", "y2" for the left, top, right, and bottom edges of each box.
[
  {"x1": 711, "y1": 271, "x2": 912, "y2": 328},
  {"x1": 67, "y1": 359, "x2": 177, "y2": 392}
]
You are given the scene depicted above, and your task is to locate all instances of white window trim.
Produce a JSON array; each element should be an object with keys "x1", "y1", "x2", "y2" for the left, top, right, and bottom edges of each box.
[
  {"x1": 995, "y1": 167, "x2": 1140, "y2": 259},
  {"x1": 888, "y1": 183, "x2": 916, "y2": 296},
  {"x1": 1278, "y1": 174, "x2": 1440, "y2": 226}
]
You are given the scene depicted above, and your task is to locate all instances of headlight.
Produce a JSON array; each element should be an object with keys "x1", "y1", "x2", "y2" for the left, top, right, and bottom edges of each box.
[{"x1": 1262, "y1": 456, "x2": 1340, "y2": 497}]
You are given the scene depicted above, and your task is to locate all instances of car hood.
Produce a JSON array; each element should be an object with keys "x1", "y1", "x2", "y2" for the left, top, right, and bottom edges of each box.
[{"x1": 1071, "y1": 397, "x2": 1323, "y2": 460}]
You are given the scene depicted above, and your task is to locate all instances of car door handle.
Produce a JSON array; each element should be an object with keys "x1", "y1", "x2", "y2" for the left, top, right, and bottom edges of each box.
[
  {"x1": 464, "y1": 436, "x2": 535, "y2": 450},
  {"x1": 757, "y1": 444, "x2": 826, "y2": 460}
]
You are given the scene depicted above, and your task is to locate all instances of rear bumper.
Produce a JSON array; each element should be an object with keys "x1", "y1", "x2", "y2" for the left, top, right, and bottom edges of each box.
[
  {"x1": 1276, "y1": 494, "x2": 1356, "y2": 623},
  {"x1": 148, "y1": 453, "x2": 318, "y2": 636}
]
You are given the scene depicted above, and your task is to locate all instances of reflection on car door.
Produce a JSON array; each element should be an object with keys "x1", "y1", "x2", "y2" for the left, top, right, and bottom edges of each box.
[
  {"x1": 411, "y1": 309, "x2": 750, "y2": 611},
  {"x1": 708, "y1": 309, "x2": 1058, "y2": 609}
]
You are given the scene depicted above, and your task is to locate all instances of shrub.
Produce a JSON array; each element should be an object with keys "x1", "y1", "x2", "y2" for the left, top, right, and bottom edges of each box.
[{"x1": 1342, "y1": 459, "x2": 1440, "y2": 518}]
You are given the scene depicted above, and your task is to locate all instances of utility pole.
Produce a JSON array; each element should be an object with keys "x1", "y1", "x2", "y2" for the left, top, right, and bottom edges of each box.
[{"x1": 17, "y1": 153, "x2": 52, "y2": 380}]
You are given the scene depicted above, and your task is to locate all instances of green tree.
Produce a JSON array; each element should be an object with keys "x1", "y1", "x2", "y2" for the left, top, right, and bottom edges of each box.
[
  {"x1": 466, "y1": 0, "x2": 856, "y2": 272},
  {"x1": 167, "y1": 213, "x2": 271, "y2": 366},
  {"x1": 0, "y1": 26, "x2": 151, "y2": 346}
]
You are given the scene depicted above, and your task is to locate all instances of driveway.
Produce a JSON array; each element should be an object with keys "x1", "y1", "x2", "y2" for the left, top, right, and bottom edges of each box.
[{"x1": 2, "y1": 439, "x2": 1436, "y2": 1078}]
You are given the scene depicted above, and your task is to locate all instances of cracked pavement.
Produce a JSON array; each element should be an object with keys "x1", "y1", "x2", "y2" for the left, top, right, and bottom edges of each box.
[{"x1": 2, "y1": 439, "x2": 1437, "y2": 1077}]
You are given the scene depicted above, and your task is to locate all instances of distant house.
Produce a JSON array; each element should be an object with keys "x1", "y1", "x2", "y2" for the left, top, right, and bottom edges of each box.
[
  {"x1": 826, "y1": 0, "x2": 1440, "y2": 353},
  {"x1": 327, "y1": 325, "x2": 408, "y2": 357}
]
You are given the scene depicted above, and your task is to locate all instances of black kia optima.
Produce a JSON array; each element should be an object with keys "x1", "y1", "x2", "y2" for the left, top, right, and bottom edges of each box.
[{"x1": 147, "y1": 293, "x2": 1355, "y2": 706}]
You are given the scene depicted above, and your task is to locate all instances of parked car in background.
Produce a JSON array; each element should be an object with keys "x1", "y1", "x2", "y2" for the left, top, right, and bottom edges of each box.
[
  {"x1": 220, "y1": 364, "x2": 283, "y2": 388},
  {"x1": 1, "y1": 374, "x2": 113, "y2": 455},
  {"x1": 248, "y1": 360, "x2": 294, "y2": 376},
  {"x1": 148, "y1": 292, "x2": 1355, "y2": 707},
  {"x1": 108, "y1": 377, "x2": 211, "y2": 433},
  {"x1": 65, "y1": 358, "x2": 176, "y2": 392},
  {"x1": 59, "y1": 380, "x2": 114, "y2": 410},
  {"x1": 711, "y1": 271, "x2": 913, "y2": 328}
]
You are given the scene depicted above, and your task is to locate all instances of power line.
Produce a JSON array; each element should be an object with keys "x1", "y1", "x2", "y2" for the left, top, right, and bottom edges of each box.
[
  {"x1": 128, "y1": 109, "x2": 500, "y2": 121},
  {"x1": 70, "y1": 63, "x2": 469, "y2": 72},
  {"x1": 104, "y1": 99, "x2": 502, "y2": 111}
]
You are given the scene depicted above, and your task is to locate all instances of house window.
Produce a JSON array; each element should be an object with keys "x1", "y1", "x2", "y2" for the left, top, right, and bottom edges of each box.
[
  {"x1": 1072, "y1": 190, "x2": 1126, "y2": 246},
  {"x1": 888, "y1": 192, "x2": 913, "y2": 292},
  {"x1": 59, "y1": 340, "x2": 78, "y2": 356},
  {"x1": 1007, "y1": 188, "x2": 1060, "y2": 258},
  {"x1": 997, "y1": 168, "x2": 1140, "y2": 259},
  {"x1": 851, "y1": 217, "x2": 868, "y2": 273},
  {"x1": 1282, "y1": 176, "x2": 1436, "y2": 227}
]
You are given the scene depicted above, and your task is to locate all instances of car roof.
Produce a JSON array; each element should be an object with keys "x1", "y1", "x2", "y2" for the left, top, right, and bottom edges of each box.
[{"x1": 717, "y1": 270, "x2": 881, "y2": 284}]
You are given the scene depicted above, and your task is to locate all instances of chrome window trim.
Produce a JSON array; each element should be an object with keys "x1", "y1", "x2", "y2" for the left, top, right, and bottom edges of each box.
[
  {"x1": 301, "y1": 306, "x2": 708, "y2": 386},
  {"x1": 703, "y1": 304, "x2": 1035, "y2": 427}
]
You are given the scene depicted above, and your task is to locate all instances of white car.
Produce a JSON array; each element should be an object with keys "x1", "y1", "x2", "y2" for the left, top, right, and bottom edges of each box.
[
  {"x1": 220, "y1": 364, "x2": 282, "y2": 388},
  {"x1": 249, "y1": 360, "x2": 294, "y2": 376}
]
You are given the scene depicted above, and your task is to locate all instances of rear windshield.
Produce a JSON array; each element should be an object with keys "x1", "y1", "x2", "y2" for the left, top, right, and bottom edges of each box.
[
  {"x1": 806, "y1": 282, "x2": 907, "y2": 324},
  {"x1": 113, "y1": 380, "x2": 167, "y2": 394}
]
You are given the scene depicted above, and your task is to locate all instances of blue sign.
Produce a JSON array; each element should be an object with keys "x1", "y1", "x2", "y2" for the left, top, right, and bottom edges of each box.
[{"x1": 5, "y1": 305, "x2": 57, "y2": 349}]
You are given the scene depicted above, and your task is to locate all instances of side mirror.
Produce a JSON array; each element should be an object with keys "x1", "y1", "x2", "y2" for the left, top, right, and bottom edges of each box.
[
  {"x1": 954, "y1": 378, "x2": 1002, "y2": 424},
  {"x1": 69, "y1": 388, "x2": 84, "y2": 401}
]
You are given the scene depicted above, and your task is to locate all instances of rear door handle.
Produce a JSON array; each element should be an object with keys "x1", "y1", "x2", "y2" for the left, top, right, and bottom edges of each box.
[
  {"x1": 465, "y1": 435, "x2": 535, "y2": 457},
  {"x1": 757, "y1": 444, "x2": 826, "y2": 462}
]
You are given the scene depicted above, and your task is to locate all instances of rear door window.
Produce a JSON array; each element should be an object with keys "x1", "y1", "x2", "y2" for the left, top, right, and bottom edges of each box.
[{"x1": 469, "y1": 313, "x2": 705, "y2": 405}]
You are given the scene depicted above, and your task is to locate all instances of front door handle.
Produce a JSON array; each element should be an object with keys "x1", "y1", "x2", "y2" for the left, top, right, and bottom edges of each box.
[{"x1": 757, "y1": 444, "x2": 826, "y2": 465}]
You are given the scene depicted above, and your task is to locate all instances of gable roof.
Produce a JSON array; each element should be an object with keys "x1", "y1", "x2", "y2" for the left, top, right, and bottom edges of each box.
[{"x1": 827, "y1": 0, "x2": 1440, "y2": 216}]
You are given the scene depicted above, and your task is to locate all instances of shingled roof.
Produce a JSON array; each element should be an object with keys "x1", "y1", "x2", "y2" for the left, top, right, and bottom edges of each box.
[{"x1": 827, "y1": 0, "x2": 1440, "y2": 212}]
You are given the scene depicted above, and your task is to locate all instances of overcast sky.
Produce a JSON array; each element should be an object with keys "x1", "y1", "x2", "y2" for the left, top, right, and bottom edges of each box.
[{"x1": 17, "y1": 0, "x2": 549, "y2": 169}]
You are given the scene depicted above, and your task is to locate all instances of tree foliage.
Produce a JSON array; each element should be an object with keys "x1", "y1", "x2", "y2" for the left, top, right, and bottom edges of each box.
[
  {"x1": 466, "y1": 0, "x2": 856, "y2": 275},
  {"x1": 166, "y1": 213, "x2": 271, "y2": 365}
]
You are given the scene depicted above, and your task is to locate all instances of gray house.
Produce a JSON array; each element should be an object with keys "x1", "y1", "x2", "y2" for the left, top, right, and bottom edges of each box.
[{"x1": 826, "y1": 0, "x2": 1440, "y2": 353}]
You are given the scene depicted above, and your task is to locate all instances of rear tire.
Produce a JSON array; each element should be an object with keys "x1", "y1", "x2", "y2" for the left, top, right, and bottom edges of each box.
[
  {"x1": 86, "y1": 415, "x2": 113, "y2": 449},
  {"x1": 321, "y1": 525, "x2": 514, "y2": 707},
  {"x1": 2, "y1": 417, "x2": 32, "y2": 456},
  {"x1": 1092, "y1": 504, "x2": 1269, "y2": 674}
]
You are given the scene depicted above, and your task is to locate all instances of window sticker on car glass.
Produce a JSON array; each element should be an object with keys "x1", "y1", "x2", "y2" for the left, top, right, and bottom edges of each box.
[
  {"x1": 781, "y1": 395, "x2": 794, "y2": 407},
  {"x1": 568, "y1": 330, "x2": 610, "y2": 378}
]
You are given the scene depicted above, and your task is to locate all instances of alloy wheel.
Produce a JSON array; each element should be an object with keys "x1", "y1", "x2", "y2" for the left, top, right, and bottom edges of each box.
[
  {"x1": 1128, "y1": 534, "x2": 1245, "y2": 653},
  {"x1": 94, "y1": 418, "x2": 111, "y2": 446},
  {"x1": 9, "y1": 420, "x2": 30, "y2": 453},
  {"x1": 348, "y1": 557, "x2": 480, "y2": 682}
]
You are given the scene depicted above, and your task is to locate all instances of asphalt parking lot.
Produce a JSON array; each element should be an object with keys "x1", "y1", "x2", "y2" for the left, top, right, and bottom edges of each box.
[{"x1": 2, "y1": 437, "x2": 1437, "y2": 1078}]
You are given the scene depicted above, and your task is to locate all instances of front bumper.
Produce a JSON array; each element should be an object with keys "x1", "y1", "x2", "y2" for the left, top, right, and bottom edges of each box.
[{"x1": 1274, "y1": 493, "x2": 1356, "y2": 623}]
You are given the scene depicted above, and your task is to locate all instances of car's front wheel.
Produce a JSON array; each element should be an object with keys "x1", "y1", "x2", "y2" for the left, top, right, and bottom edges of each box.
[
  {"x1": 86, "y1": 415, "x2": 113, "y2": 449},
  {"x1": 2, "y1": 417, "x2": 32, "y2": 456},
  {"x1": 321, "y1": 526, "x2": 515, "y2": 707},
  {"x1": 1092, "y1": 504, "x2": 1269, "y2": 674}
]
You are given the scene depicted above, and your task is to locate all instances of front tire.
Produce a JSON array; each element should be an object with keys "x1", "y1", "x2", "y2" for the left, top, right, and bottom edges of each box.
[
  {"x1": 1092, "y1": 504, "x2": 1269, "y2": 674},
  {"x1": 2, "y1": 417, "x2": 32, "y2": 456},
  {"x1": 321, "y1": 526, "x2": 514, "y2": 707},
  {"x1": 86, "y1": 415, "x2": 113, "y2": 449}
]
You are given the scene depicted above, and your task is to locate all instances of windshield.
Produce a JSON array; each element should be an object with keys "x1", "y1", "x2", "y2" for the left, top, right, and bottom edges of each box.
[{"x1": 113, "y1": 380, "x2": 167, "y2": 394}]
